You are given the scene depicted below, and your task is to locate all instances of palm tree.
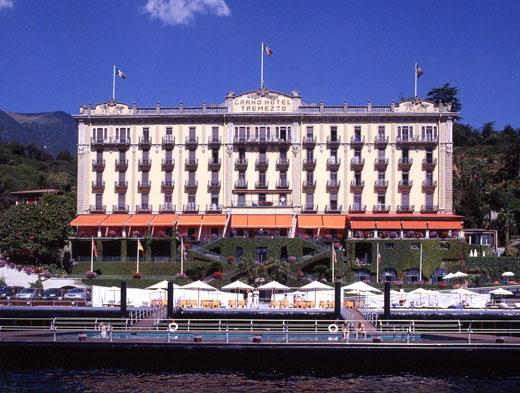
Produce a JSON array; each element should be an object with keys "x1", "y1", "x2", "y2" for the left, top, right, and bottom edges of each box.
[{"x1": 426, "y1": 83, "x2": 461, "y2": 112}]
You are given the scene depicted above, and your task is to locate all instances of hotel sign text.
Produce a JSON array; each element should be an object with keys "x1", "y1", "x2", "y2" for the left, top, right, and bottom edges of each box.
[{"x1": 232, "y1": 98, "x2": 294, "y2": 113}]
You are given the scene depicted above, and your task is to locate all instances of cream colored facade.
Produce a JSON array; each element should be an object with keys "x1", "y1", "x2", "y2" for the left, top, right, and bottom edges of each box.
[{"x1": 74, "y1": 88, "x2": 456, "y2": 220}]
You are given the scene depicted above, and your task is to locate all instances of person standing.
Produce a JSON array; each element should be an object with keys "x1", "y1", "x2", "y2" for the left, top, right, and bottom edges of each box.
[{"x1": 253, "y1": 288, "x2": 260, "y2": 308}]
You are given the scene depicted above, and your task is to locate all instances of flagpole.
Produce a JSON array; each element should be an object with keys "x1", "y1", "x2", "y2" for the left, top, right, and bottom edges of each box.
[
  {"x1": 414, "y1": 62, "x2": 418, "y2": 97},
  {"x1": 260, "y1": 42, "x2": 264, "y2": 88},
  {"x1": 90, "y1": 237, "x2": 94, "y2": 273},
  {"x1": 180, "y1": 237, "x2": 184, "y2": 275},
  {"x1": 376, "y1": 242, "x2": 380, "y2": 284},
  {"x1": 419, "y1": 243, "x2": 423, "y2": 282},
  {"x1": 112, "y1": 65, "x2": 116, "y2": 101},
  {"x1": 136, "y1": 238, "x2": 140, "y2": 274},
  {"x1": 331, "y1": 243, "x2": 334, "y2": 282}
]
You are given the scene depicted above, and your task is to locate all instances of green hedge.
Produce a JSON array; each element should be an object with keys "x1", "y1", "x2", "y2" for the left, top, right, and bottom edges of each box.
[{"x1": 209, "y1": 238, "x2": 306, "y2": 260}]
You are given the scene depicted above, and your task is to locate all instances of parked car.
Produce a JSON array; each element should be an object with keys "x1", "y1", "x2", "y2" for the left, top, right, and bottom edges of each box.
[
  {"x1": 0, "y1": 286, "x2": 24, "y2": 298},
  {"x1": 14, "y1": 288, "x2": 43, "y2": 299},
  {"x1": 63, "y1": 287, "x2": 91, "y2": 301},
  {"x1": 41, "y1": 288, "x2": 65, "y2": 300}
]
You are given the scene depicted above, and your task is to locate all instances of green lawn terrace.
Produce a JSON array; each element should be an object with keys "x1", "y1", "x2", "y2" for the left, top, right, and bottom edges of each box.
[{"x1": 66, "y1": 235, "x2": 515, "y2": 290}]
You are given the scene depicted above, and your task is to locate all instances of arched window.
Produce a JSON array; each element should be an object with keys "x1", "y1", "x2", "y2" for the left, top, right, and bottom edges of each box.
[
  {"x1": 355, "y1": 269, "x2": 371, "y2": 283},
  {"x1": 382, "y1": 268, "x2": 397, "y2": 283},
  {"x1": 404, "y1": 269, "x2": 421, "y2": 285},
  {"x1": 431, "y1": 268, "x2": 447, "y2": 284}
]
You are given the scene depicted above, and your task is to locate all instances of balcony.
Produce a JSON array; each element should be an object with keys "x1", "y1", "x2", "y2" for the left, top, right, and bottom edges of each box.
[
  {"x1": 136, "y1": 204, "x2": 152, "y2": 214},
  {"x1": 351, "y1": 135, "x2": 365, "y2": 146},
  {"x1": 350, "y1": 180, "x2": 365, "y2": 192},
  {"x1": 276, "y1": 180, "x2": 290, "y2": 189},
  {"x1": 206, "y1": 204, "x2": 223, "y2": 213},
  {"x1": 349, "y1": 204, "x2": 367, "y2": 213},
  {"x1": 421, "y1": 205, "x2": 439, "y2": 213},
  {"x1": 233, "y1": 136, "x2": 251, "y2": 145},
  {"x1": 161, "y1": 159, "x2": 175, "y2": 171},
  {"x1": 91, "y1": 159, "x2": 105, "y2": 171},
  {"x1": 326, "y1": 180, "x2": 341, "y2": 192},
  {"x1": 112, "y1": 204, "x2": 129, "y2": 214},
  {"x1": 114, "y1": 181, "x2": 128, "y2": 193},
  {"x1": 207, "y1": 180, "x2": 221, "y2": 192},
  {"x1": 139, "y1": 136, "x2": 152, "y2": 150},
  {"x1": 159, "y1": 203, "x2": 176, "y2": 213},
  {"x1": 398, "y1": 180, "x2": 413, "y2": 192},
  {"x1": 162, "y1": 136, "x2": 175, "y2": 149},
  {"x1": 374, "y1": 135, "x2": 389, "y2": 146},
  {"x1": 422, "y1": 180, "x2": 437, "y2": 192},
  {"x1": 301, "y1": 204, "x2": 318, "y2": 213},
  {"x1": 138, "y1": 181, "x2": 151, "y2": 193},
  {"x1": 374, "y1": 179, "x2": 389, "y2": 192},
  {"x1": 255, "y1": 158, "x2": 269, "y2": 171},
  {"x1": 115, "y1": 159, "x2": 128, "y2": 171},
  {"x1": 326, "y1": 157, "x2": 341, "y2": 171},
  {"x1": 398, "y1": 158, "x2": 413, "y2": 170},
  {"x1": 185, "y1": 136, "x2": 198, "y2": 149},
  {"x1": 326, "y1": 136, "x2": 341, "y2": 149},
  {"x1": 302, "y1": 136, "x2": 316, "y2": 148},
  {"x1": 234, "y1": 158, "x2": 248, "y2": 171},
  {"x1": 91, "y1": 137, "x2": 131, "y2": 150},
  {"x1": 255, "y1": 180, "x2": 269, "y2": 189},
  {"x1": 208, "y1": 159, "x2": 221, "y2": 171},
  {"x1": 184, "y1": 158, "x2": 198, "y2": 171},
  {"x1": 325, "y1": 204, "x2": 342, "y2": 214},
  {"x1": 422, "y1": 158, "x2": 437, "y2": 171},
  {"x1": 184, "y1": 180, "x2": 198, "y2": 192},
  {"x1": 303, "y1": 158, "x2": 316, "y2": 171},
  {"x1": 183, "y1": 203, "x2": 199, "y2": 213},
  {"x1": 161, "y1": 181, "x2": 175, "y2": 193},
  {"x1": 373, "y1": 204, "x2": 391, "y2": 213},
  {"x1": 233, "y1": 136, "x2": 291, "y2": 145},
  {"x1": 419, "y1": 136, "x2": 439, "y2": 145},
  {"x1": 396, "y1": 136, "x2": 419, "y2": 144},
  {"x1": 302, "y1": 180, "x2": 316, "y2": 192},
  {"x1": 276, "y1": 158, "x2": 290, "y2": 171},
  {"x1": 138, "y1": 159, "x2": 152, "y2": 171},
  {"x1": 374, "y1": 158, "x2": 388, "y2": 171},
  {"x1": 91, "y1": 181, "x2": 105, "y2": 193},
  {"x1": 89, "y1": 205, "x2": 106, "y2": 213},
  {"x1": 234, "y1": 180, "x2": 248, "y2": 189},
  {"x1": 351, "y1": 157, "x2": 365, "y2": 171},
  {"x1": 207, "y1": 136, "x2": 221, "y2": 148},
  {"x1": 397, "y1": 205, "x2": 415, "y2": 213}
]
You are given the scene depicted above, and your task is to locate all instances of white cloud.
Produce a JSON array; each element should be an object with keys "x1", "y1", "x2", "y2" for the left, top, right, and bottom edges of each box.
[
  {"x1": 0, "y1": 0, "x2": 13, "y2": 10},
  {"x1": 144, "y1": 0, "x2": 230, "y2": 26}
]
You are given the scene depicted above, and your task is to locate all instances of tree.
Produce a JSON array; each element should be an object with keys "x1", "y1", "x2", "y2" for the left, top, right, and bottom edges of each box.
[
  {"x1": 498, "y1": 208, "x2": 514, "y2": 253},
  {"x1": 0, "y1": 193, "x2": 75, "y2": 265},
  {"x1": 426, "y1": 83, "x2": 461, "y2": 112}
]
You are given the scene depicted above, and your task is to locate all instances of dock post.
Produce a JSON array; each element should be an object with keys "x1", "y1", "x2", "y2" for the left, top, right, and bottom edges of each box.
[
  {"x1": 120, "y1": 281, "x2": 127, "y2": 317},
  {"x1": 383, "y1": 282, "x2": 390, "y2": 319},
  {"x1": 334, "y1": 279, "x2": 341, "y2": 319},
  {"x1": 167, "y1": 281, "x2": 174, "y2": 318}
]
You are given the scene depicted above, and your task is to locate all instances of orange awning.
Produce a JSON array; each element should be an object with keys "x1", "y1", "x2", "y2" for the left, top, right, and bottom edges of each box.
[
  {"x1": 275, "y1": 215, "x2": 293, "y2": 228},
  {"x1": 298, "y1": 215, "x2": 323, "y2": 229},
  {"x1": 428, "y1": 221, "x2": 463, "y2": 230},
  {"x1": 249, "y1": 215, "x2": 276, "y2": 228},
  {"x1": 231, "y1": 215, "x2": 248, "y2": 228},
  {"x1": 202, "y1": 215, "x2": 227, "y2": 226},
  {"x1": 350, "y1": 221, "x2": 376, "y2": 230},
  {"x1": 402, "y1": 221, "x2": 428, "y2": 230},
  {"x1": 177, "y1": 215, "x2": 202, "y2": 226},
  {"x1": 376, "y1": 220, "x2": 402, "y2": 230},
  {"x1": 322, "y1": 215, "x2": 346, "y2": 229},
  {"x1": 151, "y1": 214, "x2": 178, "y2": 226},
  {"x1": 70, "y1": 214, "x2": 108, "y2": 227},
  {"x1": 101, "y1": 214, "x2": 131, "y2": 227},
  {"x1": 126, "y1": 214, "x2": 155, "y2": 226}
]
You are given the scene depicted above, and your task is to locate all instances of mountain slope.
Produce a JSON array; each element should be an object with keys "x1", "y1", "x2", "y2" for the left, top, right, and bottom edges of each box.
[{"x1": 0, "y1": 110, "x2": 76, "y2": 154}]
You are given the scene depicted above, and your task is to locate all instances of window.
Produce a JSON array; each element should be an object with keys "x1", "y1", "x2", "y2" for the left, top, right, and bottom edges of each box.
[
  {"x1": 402, "y1": 149, "x2": 409, "y2": 162},
  {"x1": 235, "y1": 126, "x2": 250, "y2": 141},
  {"x1": 355, "y1": 269, "x2": 371, "y2": 282},
  {"x1": 238, "y1": 149, "x2": 246, "y2": 160},
  {"x1": 188, "y1": 150, "x2": 196, "y2": 162},
  {"x1": 378, "y1": 171, "x2": 385, "y2": 181},
  {"x1": 439, "y1": 242, "x2": 450, "y2": 250},
  {"x1": 398, "y1": 126, "x2": 413, "y2": 141},
  {"x1": 211, "y1": 150, "x2": 218, "y2": 163},
  {"x1": 330, "y1": 149, "x2": 338, "y2": 164},
  {"x1": 96, "y1": 172, "x2": 102, "y2": 184},
  {"x1": 354, "y1": 126, "x2": 361, "y2": 141},
  {"x1": 211, "y1": 126, "x2": 219, "y2": 141},
  {"x1": 142, "y1": 150, "x2": 149, "y2": 161},
  {"x1": 118, "y1": 171, "x2": 125, "y2": 183},
  {"x1": 259, "y1": 150, "x2": 267, "y2": 164},
  {"x1": 143, "y1": 127, "x2": 150, "y2": 140},
  {"x1": 306, "y1": 149, "x2": 314, "y2": 161},
  {"x1": 305, "y1": 193, "x2": 314, "y2": 208},
  {"x1": 258, "y1": 193, "x2": 266, "y2": 204},
  {"x1": 330, "y1": 126, "x2": 338, "y2": 141},
  {"x1": 119, "y1": 151, "x2": 126, "y2": 161},
  {"x1": 384, "y1": 243, "x2": 394, "y2": 249},
  {"x1": 277, "y1": 126, "x2": 290, "y2": 141},
  {"x1": 256, "y1": 247, "x2": 268, "y2": 262},
  {"x1": 425, "y1": 193, "x2": 434, "y2": 208},
  {"x1": 164, "y1": 193, "x2": 172, "y2": 204},
  {"x1": 401, "y1": 193, "x2": 410, "y2": 208},
  {"x1": 237, "y1": 194, "x2": 245, "y2": 207},
  {"x1": 354, "y1": 193, "x2": 362, "y2": 210},
  {"x1": 236, "y1": 247, "x2": 244, "y2": 261},
  {"x1": 188, "y1": 171, "x2": 196, "y2": 183},
  {"x1": 330, "y1": 171, "x2": 338, "y2": 183},
  {"x1": 259, "y1": 171, "x2": 266, "y2": 184},
  {"x1": 410, "y1": 243, "x2": 420, "y2": 249},
  {"x1": 95, "y1": 193, "x2": 103, "y2": 209},
  {"x1": 431, "y1": 268, "x2": 447, "y2": 284},
  {"x1": 426, "y1": 171, "x2": 433, "y2": 184},
  {"x1": 279, "y1": 193, "x2": 287, "y2": 206},
  {"x1": 402, "y1": 171, "x2": 409, "y2": 184},
  {"x1": 96, "y1": 151, "x2": 103, "y2": 161},
  {"x1": 280, "y1": 149, "x2": 287, "y2": 160},
  {"x1": 165, "y1": 171, "x2": 172, "y2": 182},
  {"x1": 165, "y1": 150, "x2": 172, "y2": 161},
  {"x1": 404, "y1": 269, "x2": 421, "y2": 284},
  {"x1": 307, "y1": 171, "x2": 314, "y2": 183},
  {"x1": 377, "y1": 149, "x2": 385, "y2": 160},
  {"x1": 421, "y1": 125, "x2": 437, "y2": 141},
  {"x1": 354, "y1": 149, "x2": 362, "y2": 162},
  {"x1": 354, "y1": 172, "x2": 362, "y2": 184},
  {"x1": 211, "y1": 171, "x2": 219, "y2": 184},
  {"x1": 118, "y1": 193, "x2": 125, "y2": 209},
  {"x1": 378, "y1": 126, "x2": 385, "y2": 138},
  {"x1": 329, "y1": 193, "x2": 338, "y2": 210},
  {"x1": 141, "y1": 193, "x2": 149, "y2": 209},
  {"x1": 211, "y1": 193, "x2": 219, "y2": 206},
  {"x1": 377, "y1": 194, "x2": 386, "y2": 206},
  {"x1": 166, "y1": 127, "x2": 172, "y2": 136},
  {"x1": 382, "y1": 269, "x2": 396, "y2": 283},
  {"x1": 306, "y1": 126, "x2": 313, "y2": 139},
  {"x1": 189, "y1": 127, "x2": 196, "y2": 141},
  {"x1": 426, "y1": 149, "x2": 433, "y2": 163}
]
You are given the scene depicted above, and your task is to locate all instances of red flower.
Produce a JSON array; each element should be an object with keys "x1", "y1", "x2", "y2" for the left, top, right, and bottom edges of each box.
[
  {"x1": 213, "y1": 271, "x2": 223, "y2": 279},
  {"x1": 132, "y1": 272, "x2": 142, "y2": 279}
]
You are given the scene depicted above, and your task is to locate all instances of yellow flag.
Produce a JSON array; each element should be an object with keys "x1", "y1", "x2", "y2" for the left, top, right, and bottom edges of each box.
[{"x1": 137, "y1": 239, "x2": 144, "y2": 253}]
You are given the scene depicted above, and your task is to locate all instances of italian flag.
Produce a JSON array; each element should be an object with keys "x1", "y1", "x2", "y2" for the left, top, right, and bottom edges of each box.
[{"x1": 264, "y1": 44, "x2": 273, "y2": 56}]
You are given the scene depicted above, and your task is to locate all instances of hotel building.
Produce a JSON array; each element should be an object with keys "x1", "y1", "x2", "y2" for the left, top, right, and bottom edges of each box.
[{"x1": 71, "y1": 87, "x2": 463, "y2": 269}]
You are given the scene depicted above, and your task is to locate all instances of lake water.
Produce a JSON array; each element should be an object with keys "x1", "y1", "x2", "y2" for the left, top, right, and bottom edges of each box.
[{"x1": 0, "y1": 369, "x2": 519, "y2": 393}]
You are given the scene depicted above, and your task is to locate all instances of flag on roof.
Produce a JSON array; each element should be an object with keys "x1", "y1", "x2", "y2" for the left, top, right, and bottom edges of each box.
[
  {"x1": 416, "y1": 64, "x2": 424, "y2": 78},
  {"x1": 116, "y1": 67, "x2": 126, "y2": 79},
  {"x1": 264, "y1": 44, "x2": 273, "y2": 56}
]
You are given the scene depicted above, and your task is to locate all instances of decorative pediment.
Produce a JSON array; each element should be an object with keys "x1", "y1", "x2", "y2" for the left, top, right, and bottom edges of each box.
[
  {"x1": 396, "y1": 99, "x2": 437, "y2": 113},
  {"x1": 91, "y1": 102, "x2": 131, "y2": 115}
]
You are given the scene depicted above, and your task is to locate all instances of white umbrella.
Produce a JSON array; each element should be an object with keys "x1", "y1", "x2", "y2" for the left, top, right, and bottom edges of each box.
[
  {"x1": 221, "y1": 280, "x2": 254, "y2": 307},
  {"x1": 146, "y1": 280, "x2": 181, "y2": 290},
  {"x1": 258, "y1": 281, "x2": 290, "y2": 303},
  {"x1": 299, "y1": 281, "x2": 333, "y2": 306},
  {"x1": 182, "y1": 280, "x2": 217, "y2": 307},
  {"x1": 490, "y1": 288, "x2": 514, "y2": 296},
  {"x1": 451, "y1": 271, "x2": 468, "y2": 279},
  {"x1": 342, "y1": 281, "x2": 382, "y2": 293},
  {"x1": 451, "y1": 288, "x2": 478, "y2": 296},
  {"x1": 442, "y1": 273, "x2": 455, "y2": 280},
  {"x1": 502, "y1": 272, "x2": 515, "y2": 278}
]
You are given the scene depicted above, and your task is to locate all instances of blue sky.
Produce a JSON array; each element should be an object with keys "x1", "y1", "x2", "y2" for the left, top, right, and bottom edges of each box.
[{"x1": 0, "y1": 0, "x2": 519, "y2": 128}]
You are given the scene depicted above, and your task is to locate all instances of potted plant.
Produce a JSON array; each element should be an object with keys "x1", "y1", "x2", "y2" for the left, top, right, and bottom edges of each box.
[
  {"x1": 132, "y1": 272, "x2": 142, "y2": 279},
  {"x1": 86, "y1": 271, "x2": 97, "y2": 279},
  {"x1": 287, "y1": 256, "x2": 297, "y2": 263},
  {"x1": 213, "y1": 271, "x2": 223, "y2": 279}
]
